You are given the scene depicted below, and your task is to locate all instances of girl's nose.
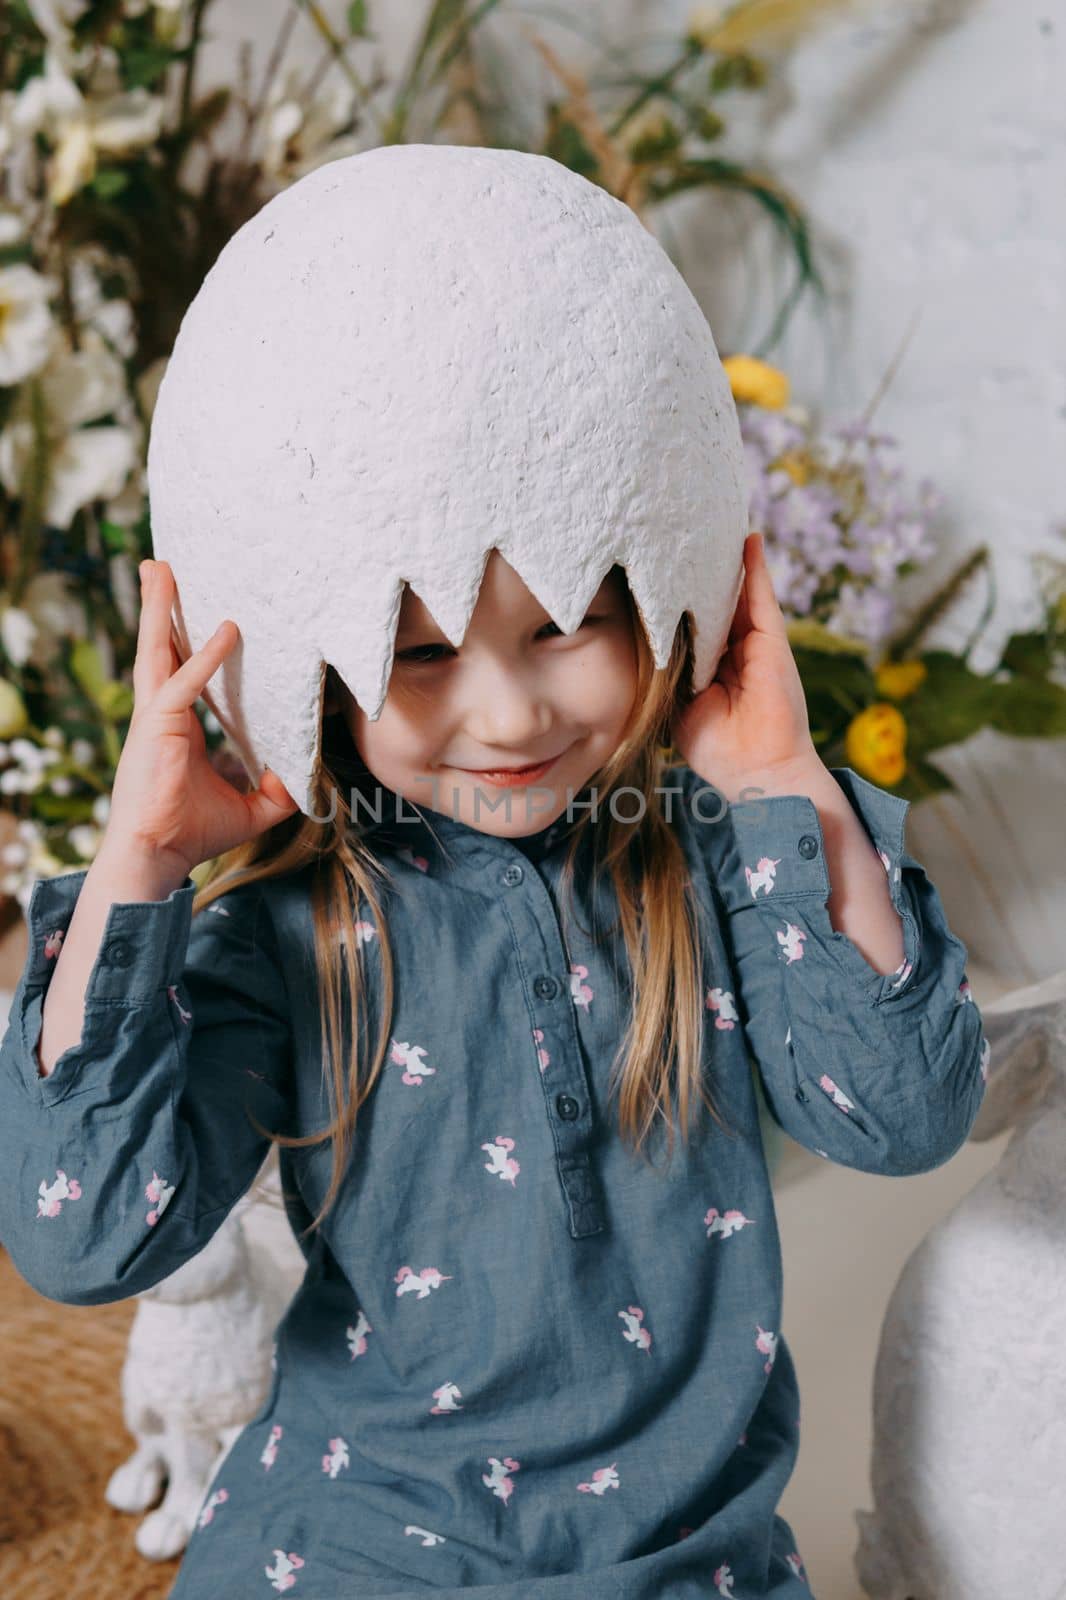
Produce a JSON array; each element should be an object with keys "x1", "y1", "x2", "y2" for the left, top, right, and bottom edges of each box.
[{"x1": 462, "y1": 661, "x2": 554, "y2": 748}]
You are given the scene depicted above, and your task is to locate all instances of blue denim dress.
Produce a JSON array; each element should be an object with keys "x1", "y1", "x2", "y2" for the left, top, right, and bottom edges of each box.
[{"x1": 0, "y1": 763, "x2": 988, "y2": 1598}]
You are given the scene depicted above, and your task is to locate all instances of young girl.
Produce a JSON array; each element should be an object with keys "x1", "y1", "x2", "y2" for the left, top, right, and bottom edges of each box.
[{"x1": 0, "y1": 524, "x2": 987, "y2": 1600}]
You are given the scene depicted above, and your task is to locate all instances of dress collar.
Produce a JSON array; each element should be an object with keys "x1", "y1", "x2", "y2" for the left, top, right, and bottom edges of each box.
[{"x1": 349, "y1": 779, "x2": 572, "y2": 867}]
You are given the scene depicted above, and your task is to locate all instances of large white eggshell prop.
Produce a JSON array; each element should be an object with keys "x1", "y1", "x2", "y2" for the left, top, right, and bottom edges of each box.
[{"x1": 147, "y1": 143, "x2": 749, "y2": 816}]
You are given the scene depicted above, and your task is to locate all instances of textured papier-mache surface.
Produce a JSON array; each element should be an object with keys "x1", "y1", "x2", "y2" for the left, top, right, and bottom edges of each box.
[{"x1": 146, "y1": 142, "x2": 749, "y2": 815}]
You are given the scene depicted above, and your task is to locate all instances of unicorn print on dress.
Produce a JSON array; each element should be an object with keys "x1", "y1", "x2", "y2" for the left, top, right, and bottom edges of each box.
[
  {"x1": 145, "y1": 1169, "x2": 176, "y2": 1225},
  {"x1": 260, "y1": 1424, "x2": 283, "y2": 1470},
  {"x1": 577, "y1": 1462, "x2": 620, "y2": 1495},
  {"x1": 819, "y1": 1075, "x2": 856, "y2": 1114},
  {"x1": 389, "y1": 1038, "x2": 436, "y2": 1086},
  {"x1": 482, "y1": 1455, "x2": 521, "y2": 1504},
  {"x1": 398, "y1": 846, "x2": 429, "y2": 872},
  {"x1": 776, "y1": 922, "x2": 807, "y2": 965},
  {"x1": 405, "y1": 1524, "x2": 447, "y2": 1546},
  {"x1": 532, "y1": 1027, "x2": 550, "y2": 1071},
  {"x1": 877, "y1": 848, "x2": 901, "y2": 892},
  {"x1": 706, "y1": 987, "x2": 738, "y2": 1029},
  {"x1": 979, "y1": 1035, "x2": 991, "y2": 1081},
  {"x1": 354, "y1": 919, "x2": 377, "y2": 946},
  {"x1": 167, "y1": 984, "x2": 192, "y2": 1023},
  {"x1": 430, "y1": 1381, "x2": 463, "y2": 1414},
  {"x1": 43, "y1": 927, "x2": 64, "y2": 959},
  {"x1": 956, "y1": 977, "x2": 973, "y2": 1005},
  {"x1": 395, "y1": 1265, "x2": 453, "y2": 1300},
  {"x1": 886, "y1": 957, "x2": 913, "y2": 992},
  {"x1": 265, "y1": 1548, "x2": 304, "y2": 1592},
  {"x1": 618, "y1": 1305, "x2": 652, "y2": 1353},
  {"x1": 570, "y1": 963, "x2": 593, "y2": 1010},
  {"x1": 346, "y1": 1308, "x2": 372, "y2": 1359},
  {"x1": 713, "y1": 1563, "x2": 736, "y2": 1596},
  {"x1": 704, "y1": 1206, "x2": 755, "y2": 1241},
  {"x1": 481, "y1": 1135, "x2": 520, "y2": 1185},
  {"x1": 756, "y1": 1326, "x2": 778, "y2": 1375},
  {"x1": 786, "y1": 1550, "x2": 809, "y2": 1581},
  {"x1": 745, "y1": 856, "x2": 782, "y2": 898},
  {"x1": 37, "y1": 1168, "x2": 82, "y2": 1217},
  {"x1": 196, "y1": 1486, "x2": 228, "y2": 1528},
  {"x1": 321, "y1": 1436, "x2": 349, "y2": 1479}
]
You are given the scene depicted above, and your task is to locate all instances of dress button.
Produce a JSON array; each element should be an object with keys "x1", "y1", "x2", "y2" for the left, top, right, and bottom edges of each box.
[
  {"x1": 797, "y1": 834, "x2": 819, "y2": 859},
  {"x1": 102, "y1": 937, "x2": 133, "y2": 968},
  {"x1": 533, "y1": 974, "x2": 558, "y2": 1000},
  {"x1": 555, "y1": 1094, "x2": 580, "y2": 1120},
  {"x1": 502, "y1": 863, "x2": 525, "y2": 887}
]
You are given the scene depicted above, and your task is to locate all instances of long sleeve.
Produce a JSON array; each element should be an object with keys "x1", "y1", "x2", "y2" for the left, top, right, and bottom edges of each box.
[
  {"x1": 0, "y1": 867, "x2": 294, "y2": 1306},
  {"x1": 688, "y1": 763, "x2": 989, "y2": 1176}
]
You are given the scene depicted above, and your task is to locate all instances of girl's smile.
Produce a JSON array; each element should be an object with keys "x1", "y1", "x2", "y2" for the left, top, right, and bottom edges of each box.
[{"x1": 328, "y1": 550, "x2": 639, "y2": 837}]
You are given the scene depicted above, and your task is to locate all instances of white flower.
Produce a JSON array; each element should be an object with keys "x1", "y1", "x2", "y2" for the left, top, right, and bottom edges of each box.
[
  {"x1": 42, "y1": 725, "x2": 65, "y2": 748},
  {"x1": 0, "y1": 210, "x2": 25, "y2": 245},
  {"x1": 0, "y1": 263, "x2": 56, "y2": 385},
  {"x1": 12, "y1": 49, "x2": 82, "y2": 139},
  {"x1": 0, "y1": 606, "x2": 37, "y2": 669},
  {"x1": 70, "y1": 254, "x2": 136, "y2": 358},
  {"x1": 13, "y1": 47, "x2": 165, "y2": 207},
  {"x1": 0, "y1": 572, "x2": 87, "y2": 670},
  {"x1": 50, "y1": 773, "x2": 74, "y2": 795},
  {"x1": 686, "y1": 4, "x2": 728, "y2": 46},
  {"x1": 259, "y1": 69, "x2": 359, "y2": 181},
  {"x1": 71, "y1": 738, "x2": 95, "y2": 766},
  {"x1": 91, "y1": 793, "x2": 110, "y2": 826},
  {"x1": 25, "y1": 0, "x2": 90, "y2": 44},
  {"x1": 0, "y1": 327, "x2": 137, "y2": 528},
  {"x1": 68, "y1": 822, "x2": 100, "y2": 859}
]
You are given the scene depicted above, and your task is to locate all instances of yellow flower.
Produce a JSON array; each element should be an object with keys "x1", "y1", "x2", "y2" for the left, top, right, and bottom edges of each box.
[
  {"x1": 844, "y1": 703, "x2": 907, "y2": 787},
  {"x1": 774, "y1": 451, "x2": 810, "y2": 485},
  {"x1": 722, "y1": 355, "x2": 790, "y2": 410},
  {"x1": 0, "y1": 678, "x2": 28, "y2": 738},
  {"x1": 874, "y1": 659, "x2": 927, "y2": 700}
]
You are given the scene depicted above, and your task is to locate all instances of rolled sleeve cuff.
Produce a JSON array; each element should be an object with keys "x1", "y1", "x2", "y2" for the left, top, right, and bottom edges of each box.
[
  {"x1": 725, "y1": 765, "x2": 920, "y2": 1007},
  {"x1": 23, "y1": 867, "x2": 198, "y2": 1004}
]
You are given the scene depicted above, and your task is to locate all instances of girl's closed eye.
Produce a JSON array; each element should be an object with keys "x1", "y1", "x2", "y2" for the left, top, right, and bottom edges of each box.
[{"x1": 395, "y1": 613, "x2": 607, "y2": 665}]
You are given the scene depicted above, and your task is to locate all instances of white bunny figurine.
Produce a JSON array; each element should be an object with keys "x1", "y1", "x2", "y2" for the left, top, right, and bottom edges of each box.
[
  {"x1": 854, "y1": 967, "x2": 1066, "y2": 1600},
  {"x1": 104, "y1": 1173, "x2": 301, "y2": 1561}
]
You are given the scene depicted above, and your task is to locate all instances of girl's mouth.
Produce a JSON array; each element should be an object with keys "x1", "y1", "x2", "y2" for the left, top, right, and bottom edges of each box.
[{"x1": 456, "y1": 753, "x2": 563, "y2": 787}]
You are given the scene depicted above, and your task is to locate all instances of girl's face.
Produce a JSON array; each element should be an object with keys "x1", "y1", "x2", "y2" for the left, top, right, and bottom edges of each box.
[{"x1": 330, "y1": 549, "x2": 639, "y2": 837}]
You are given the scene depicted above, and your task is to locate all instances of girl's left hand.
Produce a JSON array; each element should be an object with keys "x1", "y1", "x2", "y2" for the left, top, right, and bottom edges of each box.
[{"x1": 670, "y1": 531, "x2": 820, "y2": 800}]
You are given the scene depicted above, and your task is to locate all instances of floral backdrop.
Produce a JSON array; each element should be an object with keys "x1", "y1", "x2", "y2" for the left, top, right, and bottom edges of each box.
[{"x1": 1, "y1": 0, "x2": 1064, "y2": 917}]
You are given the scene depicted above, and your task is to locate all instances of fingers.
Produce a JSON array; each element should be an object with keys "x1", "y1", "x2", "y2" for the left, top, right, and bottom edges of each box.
[
  {"x1": 155, "y1": 617, "x2": 239, "y2": 717},
  {"x1": 133, "y1": 559, "x2": 179, "y2": 705},
  {"x1": 243, "y1": 768, "x2": 299, "y2": 835},
  {"x1": 742, "y1": 532, "x2": 788, "y2": 639},
  {"x1": 132, "y1": 558, "x2": 240, "y2": 718}
]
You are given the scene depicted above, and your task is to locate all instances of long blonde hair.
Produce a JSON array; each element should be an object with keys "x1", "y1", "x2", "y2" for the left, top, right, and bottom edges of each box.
[{"x1": 194, "y1": 572, "x2": 736, "y2": 1242}]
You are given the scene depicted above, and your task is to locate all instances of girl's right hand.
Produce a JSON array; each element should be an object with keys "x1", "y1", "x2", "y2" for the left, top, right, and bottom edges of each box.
[{"x1": 99, "y1": 558, "x2": 300, "y2": 881}]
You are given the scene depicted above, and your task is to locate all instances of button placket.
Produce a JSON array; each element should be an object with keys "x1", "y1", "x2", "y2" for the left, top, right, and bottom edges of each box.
[{"x1": 493, "y1": 851, "x2": 605, "y2": 1238}]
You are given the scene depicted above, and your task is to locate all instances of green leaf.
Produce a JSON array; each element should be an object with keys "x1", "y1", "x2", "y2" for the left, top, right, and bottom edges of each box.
[
  {"x1": 347, "y1": 0, "x2": 368, "y2": 33},
  {"x1": 122, "y1": 43, "x2": 180, "y2": 90},
  {"x1": 998, "y1": 629, "x2": 1053, "y2": 682},
  {"x1": 787, "y1": 619, "x2": 868, "y2": 656},
  {"x1": 980, "y1": 678, "x2": 1066, "y2": 738},
  {"x1": 98, "y1": 681, "x2": 134, "y2": 722},
  {"x1": 99, "y1": 518, "x2": 132, "y2": 554},
  {"x1": 69, "y1": 639, "x2": 109, "y2": 703},
  {"x1": 90, "y1": 167, "x2": 130, "y2": 201}
]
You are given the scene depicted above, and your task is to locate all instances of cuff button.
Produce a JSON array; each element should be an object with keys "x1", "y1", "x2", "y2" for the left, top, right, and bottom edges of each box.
[
  {"x1": 797, "y1": 834, "x2": 819, "y2": 859},
  {"x1": 102, "y1": 937, "x2": 133, "y2": 968}
]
